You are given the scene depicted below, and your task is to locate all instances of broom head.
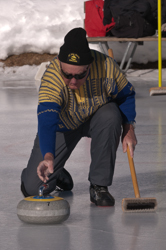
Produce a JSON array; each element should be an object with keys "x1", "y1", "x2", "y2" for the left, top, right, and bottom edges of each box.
[
  {"x1": 149, "y1": 87, "x2": 166, "y2": 96},
  {"x1": 122, "y1": 197, "x2": 157, "y2": 212}
]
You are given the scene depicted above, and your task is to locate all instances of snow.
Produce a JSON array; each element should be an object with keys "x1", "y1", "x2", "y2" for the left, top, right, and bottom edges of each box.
[
  {"x1": 0, "y1": 0, "x2": 166, "y2": 83},
  {"x1": 0, "y1": 0, "x2": 85, "y2": 60}
]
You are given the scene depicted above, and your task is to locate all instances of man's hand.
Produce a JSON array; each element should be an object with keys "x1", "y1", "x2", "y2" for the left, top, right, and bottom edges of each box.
[
  {"x1": 37, "y1": 153, "x2": 54, "y2": 183},
  {"x1": 121, "y1": 124, "x2": 137, "y2": 158}
]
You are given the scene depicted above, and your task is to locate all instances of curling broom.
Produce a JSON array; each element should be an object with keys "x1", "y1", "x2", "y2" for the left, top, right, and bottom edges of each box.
[
  {"x1": 149, "y1": 0, "x2": 166, "y2": 96},
  {"x1": 122, "y1": 146, "x2": 157, "y2": 212}
]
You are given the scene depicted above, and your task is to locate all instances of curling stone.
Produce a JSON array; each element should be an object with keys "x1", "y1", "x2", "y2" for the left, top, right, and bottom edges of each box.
[{"x1": 17, "y1": 184, "x2": 70, "y2": 224}]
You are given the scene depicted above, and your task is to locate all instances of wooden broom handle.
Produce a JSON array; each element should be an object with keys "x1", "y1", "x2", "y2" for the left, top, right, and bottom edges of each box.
[
  {"x1": 108, "y1": 48, "x2": 114, "y2": 59},
  {"x1": 127, "y1": 147, "x2": 140, "y2": 198}
]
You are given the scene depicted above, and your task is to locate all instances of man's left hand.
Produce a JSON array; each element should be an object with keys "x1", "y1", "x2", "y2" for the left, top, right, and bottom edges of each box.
[{"x1": 121, "y1": 124, "x2": 137, "y2": 158}]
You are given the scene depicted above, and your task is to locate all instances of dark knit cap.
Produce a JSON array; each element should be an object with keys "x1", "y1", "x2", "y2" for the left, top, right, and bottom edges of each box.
[{"x1": 58, "y1": 27, "x2": 94, "y2": 65}]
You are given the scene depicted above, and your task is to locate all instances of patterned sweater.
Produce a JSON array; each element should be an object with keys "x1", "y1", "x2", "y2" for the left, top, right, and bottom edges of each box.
[{"x1": 38, "y1": 50, "x2": 136, "y2": 157}]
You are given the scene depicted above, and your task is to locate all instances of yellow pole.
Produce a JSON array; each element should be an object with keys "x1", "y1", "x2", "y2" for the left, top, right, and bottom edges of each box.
[{"x1": 158, "y1": 0, "x2": 162, "y2": 87}]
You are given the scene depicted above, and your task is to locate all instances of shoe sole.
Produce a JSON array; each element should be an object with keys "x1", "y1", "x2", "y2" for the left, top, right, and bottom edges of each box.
[{"x1": 90, "y1": 196, "x2": 115, "y2": 207}]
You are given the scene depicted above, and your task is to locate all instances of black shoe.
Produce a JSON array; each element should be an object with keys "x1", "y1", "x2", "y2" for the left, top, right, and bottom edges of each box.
[
  {"x1": 56, "y1": 168, "x2": 74, "y2": 191},
  {"x1": 90, "y1": 184, "x2": 115, "y2": 206}
]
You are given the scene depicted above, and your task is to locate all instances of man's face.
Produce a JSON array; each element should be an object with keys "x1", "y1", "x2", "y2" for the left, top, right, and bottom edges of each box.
[{"x1": 59, "y1": 61, "x2": 90, "y2": 90}]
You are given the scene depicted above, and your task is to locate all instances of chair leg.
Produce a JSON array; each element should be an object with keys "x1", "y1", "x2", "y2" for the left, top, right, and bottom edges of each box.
[{"x1": 120, "y1": 42, "x2": 138, "y2": 73}]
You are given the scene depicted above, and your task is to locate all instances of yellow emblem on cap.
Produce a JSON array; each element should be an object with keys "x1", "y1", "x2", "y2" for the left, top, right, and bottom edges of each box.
[{"x1": 68, "y1": 53, "x2": 80, "y2": 63}]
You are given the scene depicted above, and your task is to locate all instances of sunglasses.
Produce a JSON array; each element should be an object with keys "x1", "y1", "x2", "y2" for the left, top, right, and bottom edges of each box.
[{"x1": 60, "y1": 64, "x2": 89, "y2": 80}]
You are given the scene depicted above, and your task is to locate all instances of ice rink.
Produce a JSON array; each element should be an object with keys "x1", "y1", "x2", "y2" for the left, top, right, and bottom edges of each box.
[{"x1": 0, "y1": 74, "x2": 166, "y2": 250}]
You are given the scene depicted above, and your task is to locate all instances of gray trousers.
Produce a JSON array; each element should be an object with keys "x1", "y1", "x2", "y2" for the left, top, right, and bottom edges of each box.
[{"x1": 21, "y1": 102, "x2": 122, "y2": 195}]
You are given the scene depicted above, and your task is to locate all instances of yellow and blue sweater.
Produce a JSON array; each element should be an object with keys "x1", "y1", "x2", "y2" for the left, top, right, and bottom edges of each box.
[{"x1": 38, "y1": 50, "x2": 136, "y2": 157}]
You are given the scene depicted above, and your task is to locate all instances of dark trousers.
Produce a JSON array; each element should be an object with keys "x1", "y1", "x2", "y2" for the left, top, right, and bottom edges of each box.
[{"x1": 21, "y1": 102, "x2": 122, "y2": 195}]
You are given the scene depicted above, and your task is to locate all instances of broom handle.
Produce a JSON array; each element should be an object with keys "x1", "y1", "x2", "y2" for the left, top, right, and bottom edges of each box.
[
  {"x1": 127, "y1": 147, "x2": 140, "y2": 198},
  {"x1": 158, "y1": 0, "x2": 162, "y2": 87},
  {"x1": 108, "y1": 48, "x2": 114, "y2": 59}
]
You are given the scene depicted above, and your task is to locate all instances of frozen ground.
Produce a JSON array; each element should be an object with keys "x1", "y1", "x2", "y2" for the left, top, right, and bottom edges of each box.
[{"x1": 0, "y1": 68, "x2": 166, "y2": 250}]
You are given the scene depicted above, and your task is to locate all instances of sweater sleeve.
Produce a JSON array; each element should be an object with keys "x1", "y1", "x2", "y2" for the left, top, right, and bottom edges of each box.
[
  {"x1": 37, "y1": 58, "x2": 65, "y2": 158},
  {"x1": 37, "y1": 102, "x2": 61, "y2": 158},
  {"x1": 115, "y1": 81, "x2": 136, "y2": 123},
  {"x1": 107, "y1": 59, "x2": 136, "y2": 123}
]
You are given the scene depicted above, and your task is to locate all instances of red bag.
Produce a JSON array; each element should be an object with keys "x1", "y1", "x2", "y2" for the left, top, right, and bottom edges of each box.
[{"x1": 84, "y1": 0, "x2": 115, "y2": 37}]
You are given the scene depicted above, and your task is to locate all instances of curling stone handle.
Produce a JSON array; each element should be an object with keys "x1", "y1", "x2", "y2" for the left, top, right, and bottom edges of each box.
[
  {"x1": 127, "y1": 146, "x2": 140, "y2": 198},
  {"x1": 39, "y1": 184, "x2": 49, "y2": 197}
]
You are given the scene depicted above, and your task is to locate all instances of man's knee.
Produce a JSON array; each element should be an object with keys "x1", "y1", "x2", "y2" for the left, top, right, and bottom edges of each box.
[
  {"x1": 21, "y1": 182, "x2": 30, "y2": 197},
  {"x1": 21, "y1": 168, "x2": 41, "y2": 196}
]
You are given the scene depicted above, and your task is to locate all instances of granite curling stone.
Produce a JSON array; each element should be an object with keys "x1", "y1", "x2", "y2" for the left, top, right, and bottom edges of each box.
[{"x1": 17, "y1": 184, "x2": 70, "y2": 224}]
